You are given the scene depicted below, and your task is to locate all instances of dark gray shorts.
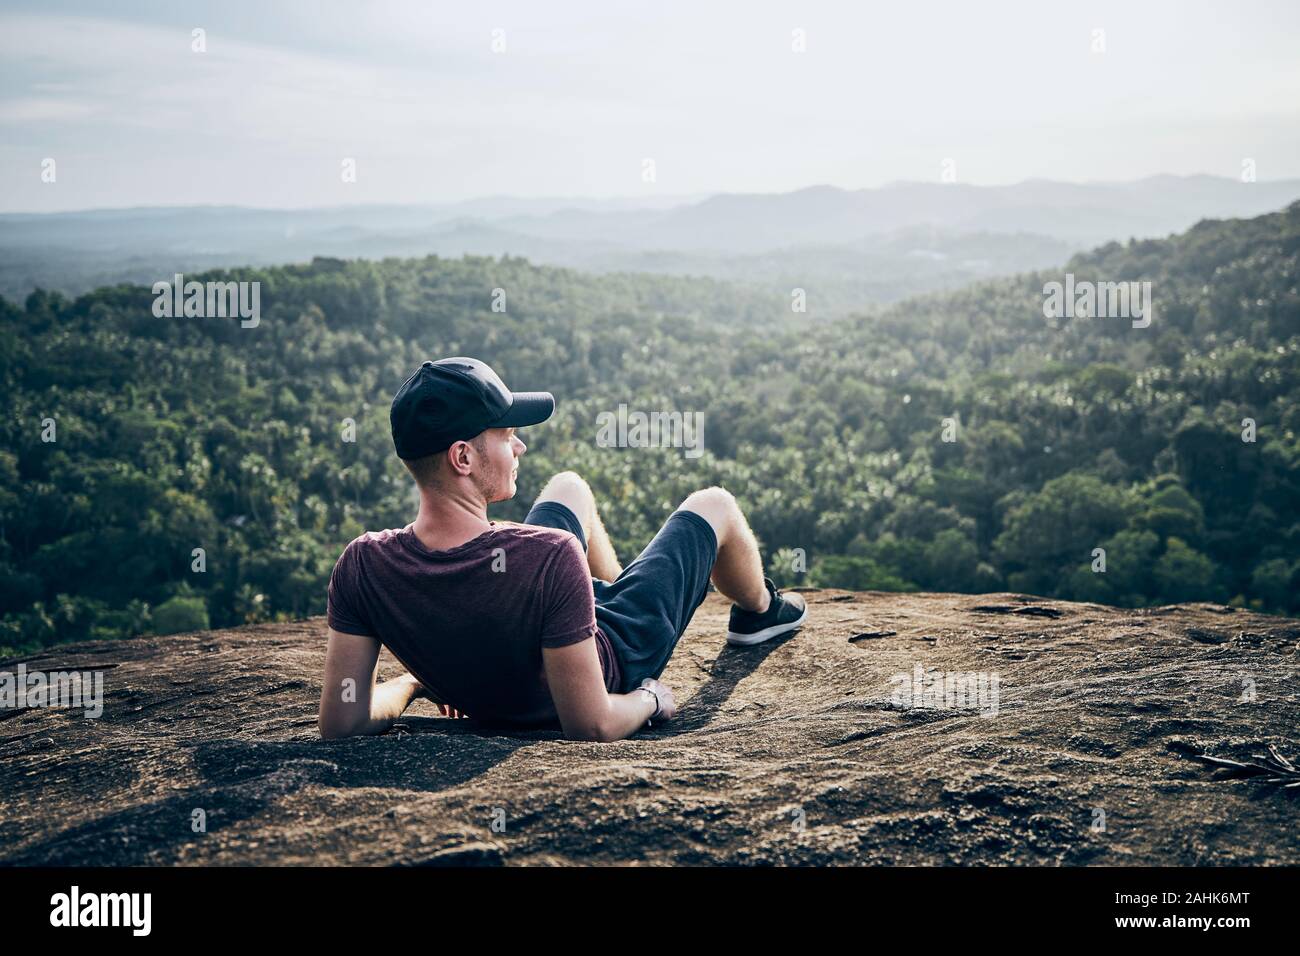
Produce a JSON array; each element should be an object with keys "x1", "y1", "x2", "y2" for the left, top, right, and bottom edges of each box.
[{"x1": 524, "y1": 500, "x2": 718, "y2": 694}]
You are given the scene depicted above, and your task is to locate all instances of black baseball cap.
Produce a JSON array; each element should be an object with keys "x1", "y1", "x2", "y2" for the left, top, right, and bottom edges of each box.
[{"x1": 390, "y1": 357, "x2": 555, "y2": 460}]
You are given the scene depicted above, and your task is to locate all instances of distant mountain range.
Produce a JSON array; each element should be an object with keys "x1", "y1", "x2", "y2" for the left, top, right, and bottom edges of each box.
[{"x1": 4, "y1": 175, "x2": 1298, "y2": 312}]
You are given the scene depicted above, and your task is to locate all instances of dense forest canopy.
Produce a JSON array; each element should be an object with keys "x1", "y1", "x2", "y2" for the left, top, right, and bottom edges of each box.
[{"x1": 2, "y1": 203, "x2": 1298, "y2": 654}]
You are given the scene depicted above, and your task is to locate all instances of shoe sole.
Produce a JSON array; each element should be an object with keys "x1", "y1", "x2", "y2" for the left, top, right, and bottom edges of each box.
[{"x1": 726, "y1": 603, "x2": 808, "y2": 646}]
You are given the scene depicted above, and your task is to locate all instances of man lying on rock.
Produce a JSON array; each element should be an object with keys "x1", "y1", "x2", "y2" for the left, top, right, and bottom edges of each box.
[{"x1": 318, "y1": 357, "x2": 808, "y2": 742}]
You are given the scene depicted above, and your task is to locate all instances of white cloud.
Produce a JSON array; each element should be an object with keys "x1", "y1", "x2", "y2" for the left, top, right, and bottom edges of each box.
[
  {"x1": 1, "y1": 1, "x2": 1298, "y2": 211},
  {"x1": 0, "y1": 97, "x2": 96, "y2": 123}
]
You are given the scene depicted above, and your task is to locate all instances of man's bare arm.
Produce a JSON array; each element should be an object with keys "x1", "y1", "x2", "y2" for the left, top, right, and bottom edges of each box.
[
  {"x1": 318, "y1": 627, "x2": 423, "y2": 738},
  {"x1": 542, "y1": 638, "x2": 674, "y2": 742}
]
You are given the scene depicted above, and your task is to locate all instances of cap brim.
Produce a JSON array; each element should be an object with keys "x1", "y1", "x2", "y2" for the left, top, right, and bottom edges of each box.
[{"x1": 490, "y1": 391, "x2": 555, "y2": 428}]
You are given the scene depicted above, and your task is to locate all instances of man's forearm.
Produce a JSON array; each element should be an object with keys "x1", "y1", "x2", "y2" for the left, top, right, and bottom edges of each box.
[
  {"x1": 597, "y1": 689, "x2": 658, "y2": 742},
  {"x1": 351, "y1": 676, "x2": 420, "y2": 736},
  {"x1": 368, "y1": 675, "x2": 421, "y2": 732}
]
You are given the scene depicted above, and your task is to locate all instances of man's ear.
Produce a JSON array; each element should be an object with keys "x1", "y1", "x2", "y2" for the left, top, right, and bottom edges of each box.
[{"x1": 445, "y1": 441, "x2": 473, "y2": 477}]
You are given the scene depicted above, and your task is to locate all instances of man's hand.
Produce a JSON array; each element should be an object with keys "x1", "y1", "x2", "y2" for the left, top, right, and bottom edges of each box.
[
  {"x1": 638, "y1": 678, "x2": 677, "y2": 722},
  {"x1": 406, "y1": 674, "x2": 468, "y2": 718}
]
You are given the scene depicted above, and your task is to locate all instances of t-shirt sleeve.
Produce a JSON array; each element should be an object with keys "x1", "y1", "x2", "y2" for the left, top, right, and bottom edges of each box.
[
  {"x1": 327, "y1": 540, "x2": 373, "y2": 636},
  {"x1": 539, "y1": 536, "x2": 598, "y2": 649}
]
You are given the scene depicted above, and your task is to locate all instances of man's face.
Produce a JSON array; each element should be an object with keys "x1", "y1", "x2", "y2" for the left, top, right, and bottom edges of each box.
[{"x1": 474, "y1": 426, "x2": 526, "y2": 503}]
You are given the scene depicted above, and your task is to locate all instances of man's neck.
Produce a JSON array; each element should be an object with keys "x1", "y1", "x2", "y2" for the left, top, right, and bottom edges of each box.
[{"x1": 410, "y1": 489, "x2": 492, "y2": 552}]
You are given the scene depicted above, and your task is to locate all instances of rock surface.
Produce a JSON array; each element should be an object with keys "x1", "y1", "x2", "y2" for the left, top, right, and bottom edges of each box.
[{"x1": 2, "y1": 590, "x2": 1298, "y2": 866}]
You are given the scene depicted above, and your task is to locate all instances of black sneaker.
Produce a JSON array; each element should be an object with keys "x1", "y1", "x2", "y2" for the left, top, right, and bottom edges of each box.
[{"x1": 726, "y1": 577, "x2": 808, "y2": 646}]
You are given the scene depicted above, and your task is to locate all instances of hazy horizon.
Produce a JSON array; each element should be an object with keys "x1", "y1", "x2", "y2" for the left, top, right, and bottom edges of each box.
[{"x1": 5, "y1": 172, "x2": 1300, "y2": 218}]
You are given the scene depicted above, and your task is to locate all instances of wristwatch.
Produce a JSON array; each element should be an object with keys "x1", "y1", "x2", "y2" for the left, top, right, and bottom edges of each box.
[{"x1": 638, "y1": 684, "x2": 661, "y2": 726}]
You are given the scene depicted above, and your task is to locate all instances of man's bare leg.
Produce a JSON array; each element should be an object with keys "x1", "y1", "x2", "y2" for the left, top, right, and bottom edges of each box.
[
  {"x1": 677, "y1": 487, "x2": 770, "y2": 613},
  {"x1": 534, "y1": 472, "x2": 622, "y2": 582}
]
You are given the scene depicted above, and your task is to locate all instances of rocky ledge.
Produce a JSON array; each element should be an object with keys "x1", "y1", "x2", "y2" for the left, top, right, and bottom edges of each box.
[{"x1": 2, "y1": 590, "x2": 1297, "y2": 865}]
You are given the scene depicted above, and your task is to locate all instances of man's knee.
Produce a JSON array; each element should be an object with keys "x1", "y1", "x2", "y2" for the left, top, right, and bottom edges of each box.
[
  {"x1": 678, "y1": 486, "x2": 737, "y2": 541},
  {"x1": 540, "y1": 471, "x2": 589, "y2": 496},
  {"x1": 536, "y1": 471, "x2": 594, "y2": 522}
]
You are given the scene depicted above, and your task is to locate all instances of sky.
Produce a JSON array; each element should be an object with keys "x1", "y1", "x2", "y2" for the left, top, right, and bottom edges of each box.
[{"x1": 2, "y1": 0, "x2": 1299, "y2": 212}]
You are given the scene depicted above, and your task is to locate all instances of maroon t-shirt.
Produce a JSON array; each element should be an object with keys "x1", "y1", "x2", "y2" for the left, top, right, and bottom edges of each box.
[{"x1": 327, "y1": 521, "x2": 621, "y2": 727}]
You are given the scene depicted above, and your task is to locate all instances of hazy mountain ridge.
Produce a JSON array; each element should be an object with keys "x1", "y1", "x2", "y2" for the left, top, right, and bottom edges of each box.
[{"x1": 4, "y1": 176, "x2": 1297, "y2": 309}]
